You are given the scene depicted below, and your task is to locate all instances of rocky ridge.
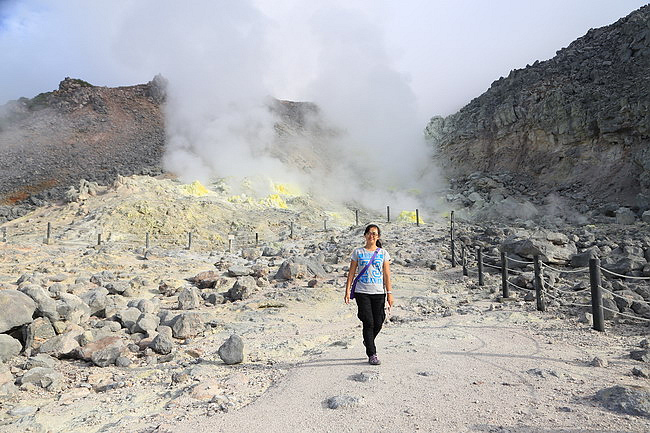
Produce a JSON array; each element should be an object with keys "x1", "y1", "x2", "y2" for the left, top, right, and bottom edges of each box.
[{"x1": 426, "y1": 5, "x2": 650, "y2": 209}]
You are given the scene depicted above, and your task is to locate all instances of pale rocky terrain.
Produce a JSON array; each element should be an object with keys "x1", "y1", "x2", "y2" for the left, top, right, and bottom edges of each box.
[{"x1": 0, "y1": 175, "x2": 649, "y2": 433}]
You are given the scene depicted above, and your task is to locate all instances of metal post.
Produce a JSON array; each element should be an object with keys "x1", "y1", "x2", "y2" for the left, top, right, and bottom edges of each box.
[
  {"x1": 533, "y1": 255, "x2": 546, "y2": 312},
  {"x1": 146, "y1": 232, "x2": 150, "y2": 249},
  {"x1": 501, "y1": 251, "x2": 510, "y2": 298},
  {"x1": 589, "y1": 258, "x2": 605, "y2": 332},
  {"x1": 45, "y1": 222, "x2": 51, "y2": 244},
  {"x1": 228, "y1": 238, "x2": 232, "y2": 253},
  {"x1": 255, "y1": 232, "x2": 259, "y2": 247},
  {"x1": 290, "y1": 222, "x2": 294, "y2": 239},
  {"x1": 2, "y1": 227, "x2": 6, "y2": 243},
  {"x1": 387, "y1": 206, "x2": 390, "y2": 223},
  {"x1": 462, "y1": 244, "x2": 468, "y2": 276},
  {"x1": 450, "y1": 213, "x2": 456, "y2": 267},
  {"x1": 477, "y1": 247, "x2": 484, "y2": 286},
  {"x1": 416, "y1": 209, "x2": 419, "y2": 226},
  {"x1": 97, "y1": 233, "x2": 102, "y2": 246},
  {"x1": 355, "y1": 210, "x2": 359, "y2": 226},
  {"x1": 187, "y1": 232, "x2": 192, "y2": 250},
  {"x1": 324, "y1": 219, "x2": 327, "y2": 231}
]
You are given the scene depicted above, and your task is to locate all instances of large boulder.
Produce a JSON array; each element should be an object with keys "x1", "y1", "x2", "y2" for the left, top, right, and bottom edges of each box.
[
  {"x1": 56, "y1": 293, "x2": 90, "y2": 324},
  {"x1": 177, "y1": 287, "x2": 202, "y2": 310},
  {"x1": 189, "y1": 271, "x2": 220, "y2": 289},
  {"x1": 131, "y1": 313, "x2": 160, "y2": 335},
  {"x1": 171, "y1": 312, "x2": 204, "y2": 339},
  {"x1": 18, "y1": 284, "x2": 60, "y2": 321},
  {"x1": 75, "y1": 336, "x2": 127, "y2": 367},
  {"x1": 218, "y1": 334, "x2": 244, "y2": 365},
  {"x1": 595, "y1": 385, "x2": 650, "y2": 417},
  {"x1": 115, "y1": 307, "x2": 142, "y2": 330},
  {"x1": 20, "y1": 367, "x2": 64, "y2": 391},
  {"x1": 37, "y1": 333, "x2": 80, "y2": 358},
  {"x1": 0, "y1": 334, "x2": 22, "y2": 362},
  {"x1": 274, "y1": 257, "x2": 327, "y2": 280},
  {"x1": 615, "y1": 207, "x2": 636, "y2": 225},
  {"x1": 602, "y1": 253, "x2": 647, "y2": 275},
  {"x1": 226, "y1": 276, "x2": 256, "y2": 301},
  {"x1": 501, "y1": 237, "x2": 577, "y2": 264},
  {"x1": 79, "y1": 287, "x2": 109, "y2": 316},
  {"x1": 0, "y1": 290, "x2": 36, "y2": 333},
  {"x1": 23, "y1": 317, "x2": 56, "y2": 350},
  {"x1": 227, "y1": 265, "x2": 253, "y2": 277}
]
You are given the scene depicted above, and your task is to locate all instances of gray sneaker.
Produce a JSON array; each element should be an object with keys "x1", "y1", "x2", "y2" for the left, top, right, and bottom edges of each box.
[{"x1": 368, "y1": 354, "x2": 381, "y2": 365}]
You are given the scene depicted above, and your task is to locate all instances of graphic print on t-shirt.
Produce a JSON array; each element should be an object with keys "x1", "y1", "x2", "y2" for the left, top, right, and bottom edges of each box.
[{"x1": 356, "y1": 250, "x2": 384, "y2": 285}]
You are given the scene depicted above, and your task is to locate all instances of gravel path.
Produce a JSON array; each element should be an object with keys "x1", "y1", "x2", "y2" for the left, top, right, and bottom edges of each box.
[{"x1": 154, "y1": 269, "x2": 649, "y2": 433}]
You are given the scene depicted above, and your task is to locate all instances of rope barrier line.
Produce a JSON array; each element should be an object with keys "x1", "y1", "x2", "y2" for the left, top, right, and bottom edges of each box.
[
  {"x1": 483, "y1": 262, "x2": 502, "y2": 271},
  {"x1": 602, "y1": 306, "x2": 650, "y2": 323},
  {"x1": 600, "y1": 286, "x2": 647, "y2": 302},
  {"x1": 599, "y1": 267, "x2": 650, "y2": 280},
  {"x1": 544, "y1": 290, "x2": 592, "y2": 307},
  {"x1": 541, "y1": 263, "x2": 589, "y2": 274},
  {"x1": 507, "y1": 281, "x2": 534, "y2": 292},
  {"x1": 483, "y1": 253, "x2": 500, "y2": 260},
  {"x1": 544, "y1": 281, "x2": 590, "y2": 294},
  {"x1": 506, "y1": 256, "x2": 534, "y2": 265}
]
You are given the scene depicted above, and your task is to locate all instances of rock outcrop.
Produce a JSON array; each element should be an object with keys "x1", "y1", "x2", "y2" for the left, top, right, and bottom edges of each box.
[{"x1": 426, "y1": 6, "x2": 650, "y2": 209}]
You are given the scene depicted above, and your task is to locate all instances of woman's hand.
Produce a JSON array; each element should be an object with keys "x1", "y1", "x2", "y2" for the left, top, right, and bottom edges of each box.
[
  {"x1": 387, "y1": 292, "x2": 394, "y2": 307},
  {"x1": 344, "y1": 290, "x2": 350, "y2": 304}
]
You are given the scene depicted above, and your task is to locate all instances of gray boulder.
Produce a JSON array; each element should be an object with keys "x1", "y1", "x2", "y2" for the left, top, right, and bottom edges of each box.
[
  {"x1": 218, "y1": 334, "x2": 244, "y2": 364},
  {"x1": 631, "y1": 301, "x2": 650, "y2": 319},
  {"x1": 612, "y1": 290, "x2": 644, "y2": 310},
  {"x1": 20, "y1": 367, "x2": 64, "y2": 391},
  {"x1": 18, "y1": 284, "x2": 59, "y2": 321},
  {"x1": 24, "y1": 354, "x2": 58, "y2": 370},
  {"x1": 642, "y1": 210, "x2": 650, "y2": 223},
  {"x1": 0, "y1": 334, "x2": 22, "y2": 362},
  {"x1": 75, "y1": 336, "x2": 126, "y2": 367},
  {"x1": 79, "y1": 287, "x2": 109, "y2": 316},
  {"x1": 500, "y1": 237, "x2": 577, "y2": 264},
  {"x1": 570, "y1": 248, "x2": 599, "y2": 268},
  {"x1": 262, "y1": 246, "x2": 282, "y2": 257},
  {"x1": 228, "y1": 265, "x2": 252, "y2": 277},
  {"x1": 177, "y1": 287, "x2": 202, "y2": 310},
  {"x1": 616, "y1": 207, "x2": 636, "y2": 225},
  {"x1": 189, "y1": 271, "x2": 220, "y2": 289},
  {"x1": 241, "y1": 248, "x2": 262, "y2": 260},
  {"x1": 104, "y1": 295, "x2": 128, "y2": 319},
  {"x1": 37, "y1": 333, "x2": 80, "y2": 358},
  {"x1": 115, "y1": 307, "x2": 142, "y2": 330},
  {"x1": 602, "y1": 254, "x2": 647, "y2": 275},
  {"x1": 0, "y1": 290, "x2": 36, "y2": 333},
  {"x1": 226, "y1": 276, "x2": 256, "y2": 301},
  {"x1": 132, "y1": 313, "x2": 160, "y2": 335},
  {"x1": 150, "y1": 333, "x2": 173, "y2": 355},
  {"x1": 595, "y1": 385, "x2": 650, "y2": 417},
  {"x1": 23, "y1": 317, "x2": 56, "y2": 350},
  {"x1": 171, "y1": 312, "x2": 203, "y2": 339},
  {"x1": 56, "y1": 293, "x2": 90, "y2": 324}
]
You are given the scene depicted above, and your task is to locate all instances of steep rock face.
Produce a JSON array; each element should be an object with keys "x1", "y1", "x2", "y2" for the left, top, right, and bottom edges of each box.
[{"x1": 425, "y1": 6, "x2": 650, "y2": 208}]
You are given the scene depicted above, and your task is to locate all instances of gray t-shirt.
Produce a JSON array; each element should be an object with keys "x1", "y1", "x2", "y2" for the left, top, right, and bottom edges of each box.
[{"x1": 350, "y1": 247, "x2": 391, "y2": 295}]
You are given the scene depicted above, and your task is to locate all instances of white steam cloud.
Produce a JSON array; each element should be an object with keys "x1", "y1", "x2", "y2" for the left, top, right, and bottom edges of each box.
[{"x1": 0, "y1": 0, "x2": 445, "y2": 211}]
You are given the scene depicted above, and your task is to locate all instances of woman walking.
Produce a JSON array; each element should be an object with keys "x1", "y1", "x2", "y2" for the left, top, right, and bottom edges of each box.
[{"x1": 344, "y1": 224, "x2": 393, "y2": 365}]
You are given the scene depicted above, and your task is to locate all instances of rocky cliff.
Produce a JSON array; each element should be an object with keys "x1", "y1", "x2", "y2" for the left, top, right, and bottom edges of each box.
[{"x1": 425, "y1": 5, "x2": 650, "y2": 209}]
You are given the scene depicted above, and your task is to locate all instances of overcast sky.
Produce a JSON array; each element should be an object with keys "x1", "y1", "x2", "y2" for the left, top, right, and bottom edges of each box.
[{"x1": 0, "y1": 0, "x2": 646, "y2": 121}]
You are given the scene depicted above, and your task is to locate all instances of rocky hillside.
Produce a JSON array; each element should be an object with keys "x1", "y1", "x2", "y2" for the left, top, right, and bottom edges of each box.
[
  {"x1": 425, "y1": 5, "x2": 650, "y2": 209},
  {"x1": 0, "y1": 77, "x2": 322, "y2": 224}
]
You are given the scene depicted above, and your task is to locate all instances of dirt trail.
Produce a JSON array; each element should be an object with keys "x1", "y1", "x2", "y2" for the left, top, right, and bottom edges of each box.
[{"x1": 142, "y1": 269, "x2": 650, "y2": 433}]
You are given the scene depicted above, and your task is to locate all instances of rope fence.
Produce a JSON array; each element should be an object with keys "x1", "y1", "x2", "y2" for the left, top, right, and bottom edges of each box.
[{"x1": 446, "y1": 212, "x2": 650, "y2": 331}]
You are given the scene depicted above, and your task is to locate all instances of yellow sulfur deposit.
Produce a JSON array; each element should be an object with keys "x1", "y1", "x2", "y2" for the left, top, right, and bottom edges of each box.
[
  {"x1": 398, "y1": 210, "x2": 424, "y2": 224},
  {"x1": 182, "y1": 181, "x2": 210, "y2": 197},
  {"x1": 273, "y1": 183, "x2": 300, "y2": 196},
  {"x1": 261, "y1": 194, "x2": 288, "y2": 209}
]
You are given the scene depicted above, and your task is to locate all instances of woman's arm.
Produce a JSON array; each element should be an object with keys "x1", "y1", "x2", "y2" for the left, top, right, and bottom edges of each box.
[
  {"x1": 383, "y1": 259, "x2": 393, "y2": 307},
  {"x1": 344, "y1": 259, "x2": 358, "y2": 304}
]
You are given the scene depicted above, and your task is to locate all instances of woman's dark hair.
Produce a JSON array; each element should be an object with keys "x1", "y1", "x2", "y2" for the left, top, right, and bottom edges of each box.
[{"x1": 364, "y1": 224, "x2": 382, "y2": 248}]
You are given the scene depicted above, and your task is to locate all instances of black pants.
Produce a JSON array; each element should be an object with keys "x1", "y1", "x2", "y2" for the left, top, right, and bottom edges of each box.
[{"x1": 355, "y1": 293, "x2": 386, "y2": 357}]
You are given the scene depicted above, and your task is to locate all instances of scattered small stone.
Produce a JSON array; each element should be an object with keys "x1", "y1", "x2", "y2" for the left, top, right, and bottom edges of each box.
[
  {"x1": 590, "y1": 356, "x2": 608, "y2": 367},
  {"x1": 350, "y1": 371, "x2": 379, "y2": 382},
  {"x1": 417, "y1": 371, "x2": 436, "y2": 377},
  {"x1": 326, "y1": 395, "x2": 362, "y2": 409}
]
